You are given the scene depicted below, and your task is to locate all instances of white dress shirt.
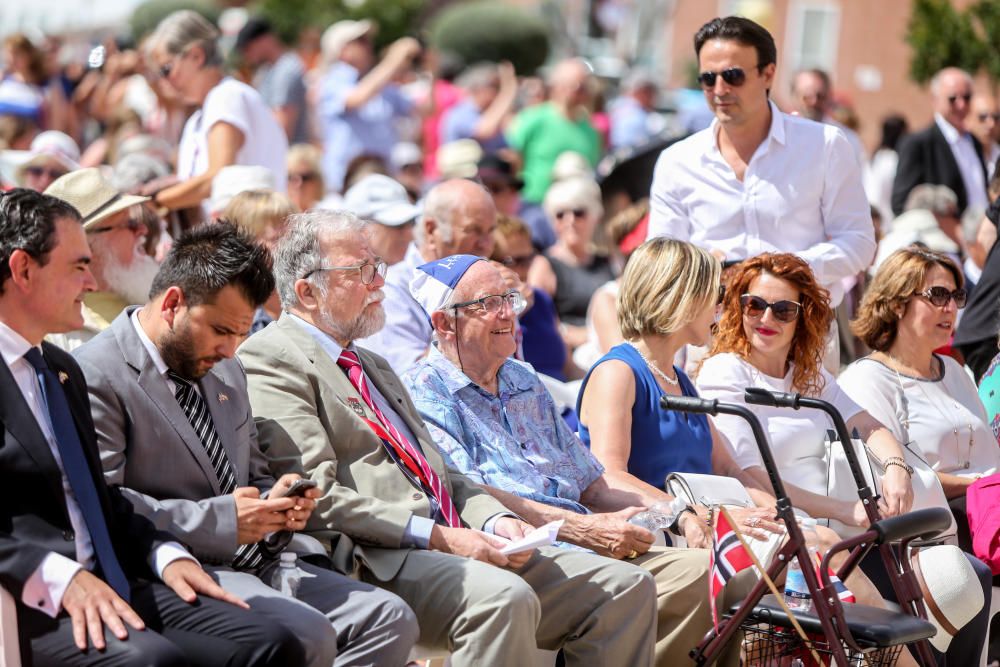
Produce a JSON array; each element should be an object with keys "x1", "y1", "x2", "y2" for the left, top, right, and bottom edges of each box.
[
  {"x1": 935, "y1": 114, "x2": 988, "y2": 214},
  {"x1": 648, "y1": 101, "x2": 875, "y2": 306},
  {"x1": 1, "y1": 320, "x2": 191, "y2": 618}
]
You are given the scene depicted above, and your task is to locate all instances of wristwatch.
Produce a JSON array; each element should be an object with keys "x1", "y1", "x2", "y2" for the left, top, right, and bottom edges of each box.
[{"x1": 667, "y1": 497, "x2": 698, "y2": 536}]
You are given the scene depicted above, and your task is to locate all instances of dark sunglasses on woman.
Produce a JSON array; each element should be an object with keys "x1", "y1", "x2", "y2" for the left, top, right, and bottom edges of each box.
[
  {"x1": 740, "y1": 294, "x2": 802, "y2": 323},
  {"x1": 914, "y1": 286, "x2": 967, "y2": 308}
]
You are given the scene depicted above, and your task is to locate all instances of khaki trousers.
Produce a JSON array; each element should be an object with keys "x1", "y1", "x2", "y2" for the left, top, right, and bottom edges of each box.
[{"x1": 362, "y1": 545, "x2": 658, "y2": 667}]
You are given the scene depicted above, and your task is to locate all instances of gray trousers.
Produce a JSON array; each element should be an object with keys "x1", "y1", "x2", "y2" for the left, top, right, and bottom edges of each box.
[
  {"x1": 361, "y1": 545, "x2": 658, "y2": 667},
  {"x1": 209, "y1": 560, "x2": 419, "y2": 667}
]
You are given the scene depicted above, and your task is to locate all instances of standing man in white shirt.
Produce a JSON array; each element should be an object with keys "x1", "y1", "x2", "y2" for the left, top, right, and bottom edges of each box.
[
  {"x1": 648, "y1": 16, "x2": 875, "y2": 314},
  {"x1": 891, "y1": 67, "x2": 988, "y2": 217}
]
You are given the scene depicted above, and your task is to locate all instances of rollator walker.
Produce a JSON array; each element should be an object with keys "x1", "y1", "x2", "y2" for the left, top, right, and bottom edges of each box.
[{"x1": 662, "y1": 388, "x2": 952, "y2": 666}]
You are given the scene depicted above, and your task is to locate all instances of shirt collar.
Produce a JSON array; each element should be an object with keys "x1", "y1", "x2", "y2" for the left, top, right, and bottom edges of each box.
[
  {"x1": 0, "y1": 319, "x2": 36, "y2": 369},
  {"x1": 130, "y1": 308, "x2": 169, "y2": 377},
  {"x1": 426, "y1": 344, "x2": 536, "y2": 397},
  {"x1": 707, "y1": 99, "x2": 785, "y2": 161},
  {"x1": 288, "y1": 313, "x2": 346, "y2": 362},
  {"x1": 934, "y1": 113, "x2": 964, "y2": 144}
]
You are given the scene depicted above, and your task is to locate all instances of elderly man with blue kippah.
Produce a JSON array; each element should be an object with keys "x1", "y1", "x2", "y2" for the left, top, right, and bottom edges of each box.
[
  {"x1": 238, "y1": 210, "x2": 659, "y2": 667},
  {"x1": 402, "y1": 254, "x2": 751, "y2": 667}
]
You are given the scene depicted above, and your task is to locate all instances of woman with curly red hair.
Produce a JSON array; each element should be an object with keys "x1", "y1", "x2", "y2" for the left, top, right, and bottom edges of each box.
[{"x1": 695, "y1": 252, "x2": 914, "y2": 528}]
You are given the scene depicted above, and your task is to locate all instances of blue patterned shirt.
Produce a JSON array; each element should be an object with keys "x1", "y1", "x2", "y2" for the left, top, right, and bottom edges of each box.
[{"x1": 402, "y1": 346, "x2": 604, "y2": 515}]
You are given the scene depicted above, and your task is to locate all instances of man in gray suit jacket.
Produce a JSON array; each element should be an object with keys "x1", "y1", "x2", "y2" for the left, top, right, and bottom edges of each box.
[
  {"x1": 74, "y1": 223, "x2": 418, "y2": 667},
  {"x1": 238, "y1": 210, "x2": 660, "y2": 667}
]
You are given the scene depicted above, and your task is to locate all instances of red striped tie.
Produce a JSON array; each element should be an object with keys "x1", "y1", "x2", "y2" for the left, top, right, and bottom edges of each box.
[{"x1": 337, "y1": 350, "x2": 462, "y2": 527}]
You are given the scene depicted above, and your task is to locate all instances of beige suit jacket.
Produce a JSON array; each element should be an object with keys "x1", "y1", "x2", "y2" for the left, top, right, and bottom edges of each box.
[{"x1": 238, "y1": 314, "x2": 510, "y2": 581}]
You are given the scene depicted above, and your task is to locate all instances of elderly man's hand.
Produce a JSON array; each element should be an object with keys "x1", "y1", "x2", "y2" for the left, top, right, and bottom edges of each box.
[
  {"x1": 577, "y1": 509, "x2": 655, "y2": 559},
  {"x1": 429, "y1": 525, "x2": 532, "y2": 569}
]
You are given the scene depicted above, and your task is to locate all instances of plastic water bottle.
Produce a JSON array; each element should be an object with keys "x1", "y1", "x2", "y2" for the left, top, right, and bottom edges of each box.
[
  {"x1": 270, "y1": 552, "x2": 302, "y2": 597},
  {"x1": 784, "y1": 518, "x2": 820, "y2": 612}
]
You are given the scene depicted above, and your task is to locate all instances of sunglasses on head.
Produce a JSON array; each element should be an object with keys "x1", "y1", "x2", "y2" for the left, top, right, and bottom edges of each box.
[
  {"x1": 697, "y1": 65, "x2": 762, "y2": 89},
  {"x1": 948, "y1": 92, "x2": 972, "y2": 105},
  {"x1": 913, "y1": 286, "x2": 967, "y2": 308},
  {"x1": 740, "y1": 294, "x2": 802, "y2": 323}
]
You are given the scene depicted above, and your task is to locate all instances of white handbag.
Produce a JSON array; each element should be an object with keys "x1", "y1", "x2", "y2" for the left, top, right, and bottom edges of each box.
[
  {"x1": 823, "y1": 431, "x2": 957, "y2": 543},
  {"x1": 665, "y1": 472, "x2": 785, "y2": 567}
]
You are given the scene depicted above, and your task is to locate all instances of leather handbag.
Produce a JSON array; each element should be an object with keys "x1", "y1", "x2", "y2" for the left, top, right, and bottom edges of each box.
[
  {"x1": 665, "y1": 472, "x2": 785, "y2": 567},
  {"x1": 824, "y1": 432, "x2": 957, "y2": 543}
]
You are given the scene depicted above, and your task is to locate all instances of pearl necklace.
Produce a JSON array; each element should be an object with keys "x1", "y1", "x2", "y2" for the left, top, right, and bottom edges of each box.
[{"x1": 627, "y1": 341, "x2": 679, "y2": 386}]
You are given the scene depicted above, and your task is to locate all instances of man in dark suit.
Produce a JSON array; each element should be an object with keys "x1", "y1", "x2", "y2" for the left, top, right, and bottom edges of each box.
[
  {"x1": 74, "y1": 223, "x2": 419, "y2": 667},
  {"x1": 0, "y1": 188, "x2": 303, "y2": 666},
  {"x1": 892, "y1": 67, "x2": 988, "y2": 217}
]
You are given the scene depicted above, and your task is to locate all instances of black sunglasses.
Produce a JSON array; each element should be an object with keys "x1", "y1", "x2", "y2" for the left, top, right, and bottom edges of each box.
[
  {"x1": 740, "y1": 294, "x2": 802, "y2": 323},
  {"x1": 948, "y1": 93, "x2": 972, "y2": 105},
  {"x1": 555, "y1": 208, "x2": 587, "y2": 220},
  {"x1": 978, "y1": 112, "x2": 1000, "y2": 123},
  {"x1": 717, "y1": 284, "x2": 726, "y2": 306},
  {"x1": 697, "y1": 65, "x2": 762, "y2": 89},
  {"x1": 913, "y1": 286, "x2": 967, "y2": 308}
]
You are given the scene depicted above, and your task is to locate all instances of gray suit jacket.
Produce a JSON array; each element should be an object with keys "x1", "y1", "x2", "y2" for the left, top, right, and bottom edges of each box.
[
  {"x1": 73, "y1": 307, "x2": 277, "y2": 564},
  {"x1": 237, "y1": 313, "x2": 509, "y2": 581}
]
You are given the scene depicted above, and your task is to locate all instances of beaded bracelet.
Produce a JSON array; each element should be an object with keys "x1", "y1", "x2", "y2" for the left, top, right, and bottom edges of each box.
[{"x1": 883, "y1": 458, "x2": 914, "y2": 477}]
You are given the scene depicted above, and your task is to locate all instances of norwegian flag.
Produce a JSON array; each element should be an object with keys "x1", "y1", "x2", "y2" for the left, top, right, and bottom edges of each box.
[
  {"x1": 815, "y1": 552, "x2": 856, "y2": 603},
  {"x1": 709, "y1": 508, "x2": 754, "y2": 628}
]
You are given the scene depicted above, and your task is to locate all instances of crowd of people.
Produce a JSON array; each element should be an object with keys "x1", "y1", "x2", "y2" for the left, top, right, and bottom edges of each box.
[{"x1": 2, "y1": 7, "x2": 1000, "y2": 667}]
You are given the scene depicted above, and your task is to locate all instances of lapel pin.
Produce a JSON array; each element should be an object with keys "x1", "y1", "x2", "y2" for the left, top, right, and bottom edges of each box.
[
  {"x1": 218, "y1": 392, "x2": 228, "y2": 402},
  {"x1": 58, "y1": 371, "x2": 69, "y2": 384}
]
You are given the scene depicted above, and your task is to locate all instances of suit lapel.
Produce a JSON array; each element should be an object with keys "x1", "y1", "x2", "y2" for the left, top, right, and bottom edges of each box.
[
  {"x1": 931, "y1": 123, "x2": 968, "y2": 204},
  {"x1": 114, "y1": 311, "x2": 221, "y2": 494},
  {"x1": 0, "y1": 355, "x2": 63, "y2": 499}
]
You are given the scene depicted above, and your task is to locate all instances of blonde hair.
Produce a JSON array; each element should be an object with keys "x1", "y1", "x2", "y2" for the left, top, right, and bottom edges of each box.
[
  {"x1": 617, "y1": 237, "x2": 720, "y2": 340},
  {"x1": 222, "y1": 190, "x2": 297, "y2": 240},
  {"x1": 851, "y1": 245, "x2": 963, "y2": 352}
]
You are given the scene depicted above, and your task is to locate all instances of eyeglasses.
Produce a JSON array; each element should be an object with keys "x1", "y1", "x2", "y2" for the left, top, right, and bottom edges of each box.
[
  {"x1": 25, "y1": 166, "x2": 67, "y2": 180},
  {"x1": 555, "y1": 208, "x2": 587, "y2": 220},
  {"x1": 450, "y1": 290, "x2": 527, "y2": 316},
  {"x1": 948, "y1": 92, "x2": 972, "y2": 106},
  {"x1": 740, "y1": 294, "x2": 802, "y2": 323},
  {"x1": 499, "y1": 252, "x2": 536, "y2": 269},
  {"x1": 913, "y1": 286, "x2": 967, "y2": 308},
  {"x1": 303, "y1": 258, "x2": 388, "y2": 284},
  {"x1": 978, "y1": 112, "x2": 1000, "y2": 123},
  {"x1": 88, "y1": 218, "x2": 145, "y2": 235},
  {"x1": 697, "y1": 65, "x2": 763, "y2": 89}
]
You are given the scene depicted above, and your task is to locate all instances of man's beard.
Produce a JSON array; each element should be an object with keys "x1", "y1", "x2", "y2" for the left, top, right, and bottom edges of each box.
[
  {"x1": 102, "y1": 250, "x2": 161, "y2": 305},
  {"x1": 316, "y1": 289, "x2": 386, "y2": 343},
  {"x1": 159, "y1": 318, "x2": 216, "y2": 380}
]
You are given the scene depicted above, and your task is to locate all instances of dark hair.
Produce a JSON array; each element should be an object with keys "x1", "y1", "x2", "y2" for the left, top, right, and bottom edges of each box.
[
  {"x1": 694, "y1": 16, "x2": 777, "y2": 68},
  {"x1": 0, "y1": 188, "x2": 81, "y2": 293},
  {"x1": 149, "y1": 221, "x2": 275, "y2": 308},
  {"x1": 878, "y1": 114, "x2": 908, "y2": 151}
]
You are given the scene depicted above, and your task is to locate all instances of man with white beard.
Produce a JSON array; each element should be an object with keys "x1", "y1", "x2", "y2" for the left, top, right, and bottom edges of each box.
[{"x1": 44, "y1": 168, "x2": 161, "y2": 350}]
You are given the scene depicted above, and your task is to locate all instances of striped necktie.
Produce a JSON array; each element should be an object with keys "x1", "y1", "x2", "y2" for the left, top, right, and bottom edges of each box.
[
  {"x1": 168, "y1": 371, "x2": 264, "y2": 570},
  {"x1": 337, "y1": 350, "x2": 462, "y2": 527}
]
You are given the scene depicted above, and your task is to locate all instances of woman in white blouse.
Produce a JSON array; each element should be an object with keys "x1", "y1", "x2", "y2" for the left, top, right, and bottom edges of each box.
[
  {"x1": 696, "y1": 252, "x2": 914, "y2": 528},
  {"x1": 839, "y1": 246, "x2": 1000, "y2": 553}
]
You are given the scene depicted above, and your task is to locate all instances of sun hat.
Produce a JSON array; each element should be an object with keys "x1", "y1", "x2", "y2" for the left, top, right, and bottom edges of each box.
[
  {"x1": 321, "y1": 19, "x2": 373, "y2": 63},
  {"x1": 437, "y1": 140, "x2": 482, "y2": 180},
  {"x1": 911, "y1": 544, "x2": 986, "y2": 652},
  {"x1": 209, "y1": 165, "x2": 275, "y2": 215},
  {"x1": 344, "y1": 174, "x2": 421, "y2": 227},
  {"x1": 44, "y1": 167, "x2": 149, "y2": 229},
  {"x1": 16, "y1": 131, "x2": 81, "y2": 184}
]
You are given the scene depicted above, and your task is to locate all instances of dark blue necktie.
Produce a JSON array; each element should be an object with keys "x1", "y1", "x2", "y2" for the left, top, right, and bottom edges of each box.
[{"x1": 24, "y1": 347, "x2": 130, "y2": 601}]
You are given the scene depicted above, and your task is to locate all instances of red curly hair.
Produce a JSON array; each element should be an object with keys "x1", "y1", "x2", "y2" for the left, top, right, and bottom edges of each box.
[{"x1": 707, "y1": 253, "x2": 832, "y2": 397}]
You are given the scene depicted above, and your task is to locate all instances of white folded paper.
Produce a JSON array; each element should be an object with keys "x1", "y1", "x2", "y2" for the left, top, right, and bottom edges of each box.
[{"x1": 483, "y1": 520, "x2": 564, "y2": 555}]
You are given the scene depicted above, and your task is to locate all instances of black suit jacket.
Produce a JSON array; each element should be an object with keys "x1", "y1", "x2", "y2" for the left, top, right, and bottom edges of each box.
[
  {"x1": 891, "y1": 121, "x2": 987, "y2": 216},
  {"x1": 0, "y1": 342, "x2": 173, "y2": 610}
]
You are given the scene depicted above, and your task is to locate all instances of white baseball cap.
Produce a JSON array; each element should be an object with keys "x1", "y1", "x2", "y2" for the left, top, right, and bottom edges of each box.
[{"x1": 344, "y1": 174, "x2": 421, "y2": 227}]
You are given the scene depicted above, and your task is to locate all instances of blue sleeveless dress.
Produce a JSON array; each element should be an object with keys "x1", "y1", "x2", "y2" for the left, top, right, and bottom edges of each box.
[{"x1": 577, "y1": 343, "x2": 713, "y2": 488}]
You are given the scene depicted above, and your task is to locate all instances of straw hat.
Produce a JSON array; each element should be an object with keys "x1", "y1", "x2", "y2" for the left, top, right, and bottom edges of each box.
[
  {"x1": 44, "y1": 167, "x2": 149, "y2": 229},
  {"x1": 911, "y1": 545, "x2": 986, "y2": 652}
]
